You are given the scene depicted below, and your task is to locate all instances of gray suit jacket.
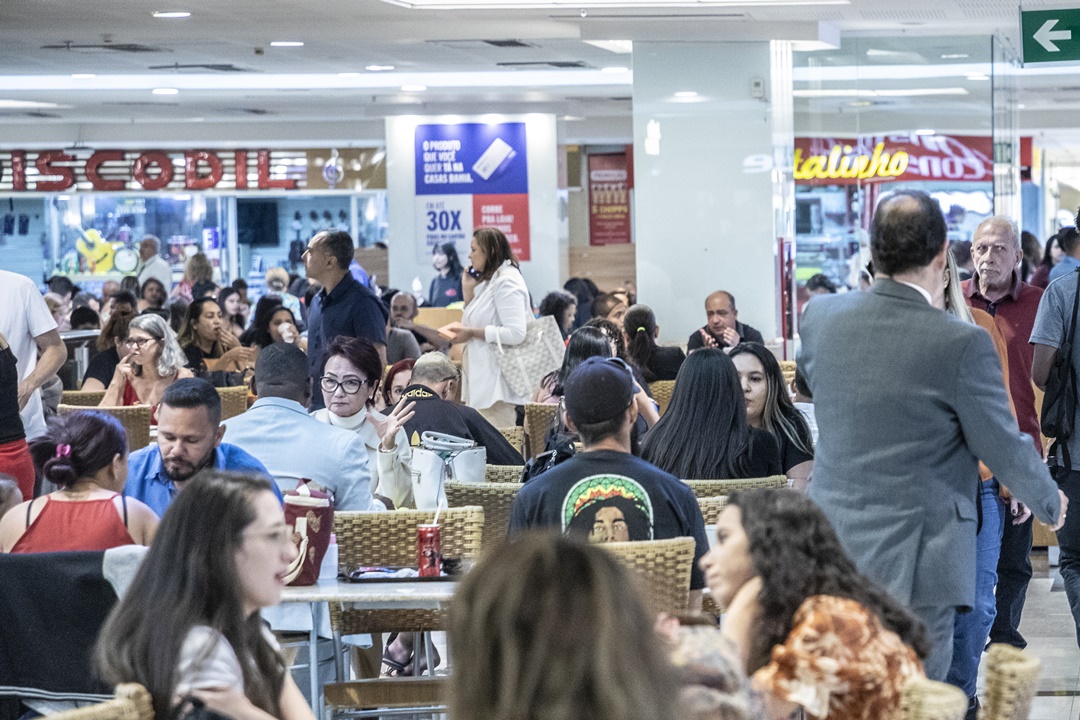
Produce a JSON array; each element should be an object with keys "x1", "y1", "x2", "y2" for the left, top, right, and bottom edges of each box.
[{"x1": 800, "y1": 279, "x2": 1061, "y2": 609}]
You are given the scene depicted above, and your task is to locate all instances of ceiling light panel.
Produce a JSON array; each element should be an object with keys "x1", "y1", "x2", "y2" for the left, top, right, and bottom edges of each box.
[
  {"x1": 152, "y1": 11, "x2": 191, "y2": 18},
  {"x1": 382, "y1": 0, "x2": 846, "y2": 7}
]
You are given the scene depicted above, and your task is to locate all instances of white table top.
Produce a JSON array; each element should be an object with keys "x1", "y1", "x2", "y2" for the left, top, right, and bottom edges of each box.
[{"x1": 279, "y1": 577, "x2": 457, "y2": 608}]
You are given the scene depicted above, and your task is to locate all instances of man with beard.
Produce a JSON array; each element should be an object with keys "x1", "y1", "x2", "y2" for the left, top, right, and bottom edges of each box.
[{"x1": 125, "y1": 377, "x2": 277, "y2": 515}]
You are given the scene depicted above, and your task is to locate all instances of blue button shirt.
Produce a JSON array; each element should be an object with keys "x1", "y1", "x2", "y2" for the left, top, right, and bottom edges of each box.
[
  {"x1": 1050, "y1": 254, "x2": 1080, "y2": 283},
  {"x1": 125, "y1": 442, "x2": 281, "y2": 517}
]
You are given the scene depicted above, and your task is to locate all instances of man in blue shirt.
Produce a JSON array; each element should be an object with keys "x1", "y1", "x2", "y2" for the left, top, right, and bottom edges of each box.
[
  {"x1": 304, "y1": 230, "x2": 388, "y2": 410},
  {"x1": 126, "y1": 378, "x2": 277, "y2": 516},
  {"x1": 1050, "y1": 227, "x2": 1080, "y2": 283}
]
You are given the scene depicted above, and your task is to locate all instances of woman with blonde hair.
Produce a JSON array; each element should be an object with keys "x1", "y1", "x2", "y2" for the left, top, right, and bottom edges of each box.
[
  {"x1": 173, "y1": 252, "x2": 214, "y2": 303},
  {"x1": 449, "y1": 532, "x2": 680, "y2": 720},
  {"x1": 100, "y1": 313, "x2": 192, "y2": 424}
]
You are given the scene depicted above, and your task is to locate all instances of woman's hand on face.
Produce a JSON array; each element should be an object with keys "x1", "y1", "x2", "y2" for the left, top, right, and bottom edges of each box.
[
  {"x1": 461, "y1": 269, "x2": 478, "y2": 293},
  {"x1": 218, "y1": 327, "x2": 239, "y2": 350},
  {"x1": 114, "y1": 353, "x2": 135, "y2": 383},
  {"x1": 726, "y1": 575, "x2": 764, "y2": 617},
  {"x1": 380, "y1": 399, "x2": 416, "y2": 451}
]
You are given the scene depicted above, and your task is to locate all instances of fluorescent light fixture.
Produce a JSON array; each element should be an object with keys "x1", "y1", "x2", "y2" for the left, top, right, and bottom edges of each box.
[
  {"x1": 941, "y1": 54, "x2": 969, "y2": 59},
  {"x1": 562, "y1": 115, "x2": 585, "y2": 121},
  {"x1": 966, "y1": 73, "x2": 990, "y2": 81},
  {"x1": 674, "y1": 90, "x2": 698, "y2": 98},
  {"x1": 383, "y1": 0, "x2": 846, "y2": 7},
  {"x1": 584, "y1": 40, "x2": 633, "y2": 54},
  {"x1": 847, "y1": 101, "x2": 873, "y2": 107},
  {"x1": 793, "y1": 87, "x2": 969, "y2": 98},
  {"x1": 152, "y1": 87, "x2": 179, "y2": 95},
  {"x1": 338, "y1": 72, "x2": 361, "y2": 77},
  {"x1": 71, "y1": 73, "x2": 96, "y2": 79},
  {"x1": 0, "y1": 99, "x2": 63, "y2": 109},
  {"x1": 914, "y1": 128, "x2": 935, "y2": 135},
  {"x1": 1018, "y1": 103, "x2": 1026, "y2": 109},
  {"x1": 601, "y1": 66, "x2": 629, "y2": 74},
  {"x1": 401, "y1": 84, "x2": 427, "y2": 91},
  {"x1": 791, "y1": 40, "x2": 839, "y2": 52},
  {"x1": 270, "y1": 41, "x2": 304, "y2": 47},
  {"x1": 152, "y1": 10, "x2": 191, "y2": 18},
  {"x1": 866, "y1": 49, "x2": 907, "y2": 57},
  {"x1": 366, "y1": 65, "x2": 396, "y2": 71}
]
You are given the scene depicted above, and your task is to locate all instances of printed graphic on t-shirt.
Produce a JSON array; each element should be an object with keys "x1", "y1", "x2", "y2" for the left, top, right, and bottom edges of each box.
[{"x1": 561, "y1": 474, "x2": 654, "y2": 543}]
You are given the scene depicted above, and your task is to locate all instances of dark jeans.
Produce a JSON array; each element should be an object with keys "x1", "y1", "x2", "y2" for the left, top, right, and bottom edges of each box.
[
  {"x1": 1058, "y1": 470, "x2": 1080, "y2": 649},
  {"x1": 989, "y1": 510, "x2": 1033, "y2": 649}
]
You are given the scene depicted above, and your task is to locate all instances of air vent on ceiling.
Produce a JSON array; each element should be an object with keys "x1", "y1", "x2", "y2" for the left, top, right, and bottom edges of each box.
[
  {"x1": 148, "y1": 63, "x2": 254, "y2": 72},
  {"x1": 102, "y1": 101, "x2": 181, "y2": 107},
  {"x1": 497, "y1": 60, "x2": 589, "y2": 68},
  {"x1": 0, "y1": 111, "x2": 61, "y2": 119},
  {"x1": 550, "y1": 11, "x2": 744, "y2": 19},
  {"x1": 221, "y1": 108, "x2": 275, "y2": 115},
  {"x1": 566, "y1": 95, "x2": 632, "y2": 102},
  {"x1": 483, "y1": 40, "x2": 536, "y2": 48},
  {"x1": 41, "y1": 42, "x2": 168, "y2": 53},
  {"x1": 1051, "y1": 86, "x2": 1080, "y2": 93}
]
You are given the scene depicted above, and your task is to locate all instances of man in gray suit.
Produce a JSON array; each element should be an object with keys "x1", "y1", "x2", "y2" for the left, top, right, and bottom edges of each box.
[{"x1": 799, "y1": 190, "x2": 1067, "y2": 681}]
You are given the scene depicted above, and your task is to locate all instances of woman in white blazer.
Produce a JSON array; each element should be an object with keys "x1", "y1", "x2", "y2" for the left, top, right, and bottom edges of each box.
[{"x1": 451, "y1": 228, "x2": 532, "y2": 427}]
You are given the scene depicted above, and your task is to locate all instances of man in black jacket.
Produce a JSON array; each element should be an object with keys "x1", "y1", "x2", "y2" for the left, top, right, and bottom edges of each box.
[
  {"x1": 686, "y1": 290, "x2": 764, "y2": 351},
  {"x1": 399, "y1": 352, "x2": 523, "y2": 465}
]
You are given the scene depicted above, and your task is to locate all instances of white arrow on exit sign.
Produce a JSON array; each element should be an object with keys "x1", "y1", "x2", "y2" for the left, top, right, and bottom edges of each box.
[{"x1": 1035, "y1": 19, "x2": 1073, "y2": 52}]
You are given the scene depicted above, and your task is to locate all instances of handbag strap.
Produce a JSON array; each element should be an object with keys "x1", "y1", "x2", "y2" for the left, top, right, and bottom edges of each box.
[
  {"x1": 1049, "y1": 267, "x2": 1080, "y2": 474},
  {"x1": 1062, "y1": 267, "x2": 1080, "y2": 360}
]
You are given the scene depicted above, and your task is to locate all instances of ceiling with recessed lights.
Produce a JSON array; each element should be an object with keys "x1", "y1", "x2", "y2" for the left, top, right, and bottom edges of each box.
[{"x1": 0, "y1": 0, "x2": 1078, "y2": 153}]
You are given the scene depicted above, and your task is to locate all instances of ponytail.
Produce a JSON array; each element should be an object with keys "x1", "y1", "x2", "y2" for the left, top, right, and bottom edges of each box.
[
  {"x1": 29, "y1": 412, "x2": 128, "y2": 489},
  {"x1": 622, "y1": 304, "x2": 658, "y2": 379}
]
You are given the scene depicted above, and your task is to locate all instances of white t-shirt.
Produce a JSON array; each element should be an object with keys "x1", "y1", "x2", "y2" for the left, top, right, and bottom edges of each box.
[
  {"x1": 175, "y1": 625, "x2": 281, "y2": 697},
  {"x1": 0, "y1": 270, "x2": 58, "y2": 440}
]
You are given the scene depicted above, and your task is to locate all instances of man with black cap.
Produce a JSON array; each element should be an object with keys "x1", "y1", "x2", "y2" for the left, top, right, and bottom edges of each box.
[{"x1": 508, "y1": 356, "x2": 709, "y2": 602}]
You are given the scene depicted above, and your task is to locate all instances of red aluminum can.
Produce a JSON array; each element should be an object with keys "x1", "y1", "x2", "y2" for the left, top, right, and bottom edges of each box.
[{"x1": 417, "y1": 524, "x2": 442, "y2": 577}]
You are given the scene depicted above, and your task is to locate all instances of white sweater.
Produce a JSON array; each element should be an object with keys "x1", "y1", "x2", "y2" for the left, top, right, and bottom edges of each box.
[{"x1": 461, "y1": 261, "x2": 532, "y2": 409}]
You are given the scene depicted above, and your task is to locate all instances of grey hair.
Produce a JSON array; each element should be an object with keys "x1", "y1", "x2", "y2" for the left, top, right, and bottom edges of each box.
[
  {"x1": 973, "y1": 216, "x2": 1020, "y2": 251},
  {"x1": 142, "y1": 235, "x2": 162, "y2": 252},
  {"x1": 129, "y1": 313, "x2": 188, "y2": 377}
]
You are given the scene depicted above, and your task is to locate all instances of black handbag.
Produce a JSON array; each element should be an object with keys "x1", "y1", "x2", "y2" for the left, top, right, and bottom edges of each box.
[
  {"x1": 1041, "y1": 267, "x2": 1080, "y2": 482},
  {"x1": 197, "y1": 368, "x2": 250, "y2": 388}
]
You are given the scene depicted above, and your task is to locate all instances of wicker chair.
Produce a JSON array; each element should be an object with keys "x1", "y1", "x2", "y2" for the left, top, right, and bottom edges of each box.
[
  {"x1": 649, "y1": 380, "x2": 676, "y2": 416},
  {"x1": 978, "y1": 644, "x2": 1042, "y2": 720},
  {"x1": 682, "y1": 475, "x2": 787, "y2": 498},
  {"x1": 485, "y1": 464, "x2": 524, "y2": 483},
  {"x1": 445, "y1": 482, "x2": 521, "y2": 544},
  {"x1": 61, "y1": 389, "x2": 107, "y2": 406},
  {"x1": 57, "y1": 404, "x2": 152, "y2": 451},
  {"x1": 498, "y1": 426, "x2": 525, "y2": 456},
  {"x1": 897, "y1": 676, "x2": 968, "y2": 720},
  {"x1": 326, "y1": 677, "x2": 446, "y2": 719},
  {"x1": 48, "y1": 684, "x2": 154, "y2": 720},
  {"x1": 524, "y1": 403, "x2": 558, "y2": 460},
  {"x1": 602, "y1": 537, "x2": 696, "y2": 616},
  {"x1": 331, "y1": 507, "x2": 484, "y2": 635},
  {"x1": 216, "y1": 385, "x2": 249, "y2": 420},
  {"x1": 696, "y1": 495, "x2": 729, "y2": 524}
]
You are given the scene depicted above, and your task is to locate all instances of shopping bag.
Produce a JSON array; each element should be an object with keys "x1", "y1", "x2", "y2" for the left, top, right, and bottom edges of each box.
[
  {"x1": 410, "y1": 431, "x2": 486, "y2": 509},
  {"x1": 283, "y1": 481, "x2": 333, "y2": 586}
]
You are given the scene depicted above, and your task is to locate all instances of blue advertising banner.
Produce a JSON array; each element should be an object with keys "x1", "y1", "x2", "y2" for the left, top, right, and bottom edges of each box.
[
  {"x1": 415, "y1": 123, "x2": 528, "y2": 196},
  {"x1": 414, "y1": 122, "x2": 531, "y2": 261}
]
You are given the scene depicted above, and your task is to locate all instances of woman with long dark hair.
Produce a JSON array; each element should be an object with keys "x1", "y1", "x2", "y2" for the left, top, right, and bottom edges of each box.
[
  {"x1": 729, "y1": 343, "x2": 813, "y2": 488},
  {"x1": 217, "y1": 287, "x2": 248, "y2": 339},
  {"x1": 96, "y1": 471, "x2": 313, "y2": 720},
  {"x1": 176, "y1": 298, "x2": 247, "y2": 373},
  {"x1": 700, "y1": 488, "x2": 927, "y2": 720},
  {"x1": 0, "y1": 411, "x2": 157, "y2": 552},
  {"x1": 537, "y1": 290, "x2": 578, "y2": 339},
  {"x1": 449, "y1": 532, "x2": 679, "y2": 720},
  {"x1": 428, "y1": 242, "x2": 465, "y2": 307},
  {"x1": 1030, "y1": 231, "x2": 1064, "y2": 289},
  {"x1": 246, "y1": 297, "x2": 305, "y2": 351},
  {"x1": 623, "y1": 304, "x2": 685, "y2": 383},
  {"x1": 641, "y1": 350, "x2": 781, "y2": 479},
  {"x1": 535, "y1": 326, "x2": 612, "y2": 404}
]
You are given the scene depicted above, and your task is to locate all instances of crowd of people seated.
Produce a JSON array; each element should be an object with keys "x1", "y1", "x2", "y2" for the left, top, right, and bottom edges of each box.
[{"x1": 3, "y1": 199, "x2": 1080, "y2": 720}]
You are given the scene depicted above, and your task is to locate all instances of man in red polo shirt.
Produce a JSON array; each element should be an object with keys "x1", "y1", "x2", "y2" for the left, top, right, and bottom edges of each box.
[{"x1": 962, "y1": 216, "x2": 1044, "y2": 653}]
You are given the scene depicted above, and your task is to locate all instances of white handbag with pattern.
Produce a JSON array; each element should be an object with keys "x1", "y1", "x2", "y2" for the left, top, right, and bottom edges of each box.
[{"x1": 493, "y1": 314, "x2": 566, "y2": 397}]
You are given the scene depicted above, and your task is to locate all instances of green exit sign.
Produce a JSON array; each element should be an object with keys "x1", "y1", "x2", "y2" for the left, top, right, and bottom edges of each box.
[{"x1": 1022, "y1": 8, "x2": 1080, "y2": 64}]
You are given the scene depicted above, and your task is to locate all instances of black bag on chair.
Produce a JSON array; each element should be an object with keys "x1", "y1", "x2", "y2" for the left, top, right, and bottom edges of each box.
[{"x1": 1042, "y1": 267, "x2": 1080, "y2": 482}]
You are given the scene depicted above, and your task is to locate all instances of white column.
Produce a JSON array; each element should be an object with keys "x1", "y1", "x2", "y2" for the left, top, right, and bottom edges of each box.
[{"x1": 632, "y1": 42, "x2": 793, "y2": 344}]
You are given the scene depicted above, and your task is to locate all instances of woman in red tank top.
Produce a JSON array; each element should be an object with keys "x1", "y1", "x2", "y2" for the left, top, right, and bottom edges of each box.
[{"x1": 0, "y1": 410, "x2": 158, "y2": 553}]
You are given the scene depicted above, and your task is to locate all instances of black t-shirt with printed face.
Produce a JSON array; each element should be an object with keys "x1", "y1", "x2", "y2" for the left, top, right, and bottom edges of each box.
[{"x1": 508, "y1": 449, "x2": 710, "y2": 590}]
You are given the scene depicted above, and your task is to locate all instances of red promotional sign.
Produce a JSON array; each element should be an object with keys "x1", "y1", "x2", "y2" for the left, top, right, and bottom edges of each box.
[
  {"x1": 588, "y1": 153, "x2": 632, "y2": 246},
  {"x1": 794, "y1": 135, "x2": 996, "y2": 186},
  {"x1": 473, "y1": 193, "x2": 531, "y2": 262}
]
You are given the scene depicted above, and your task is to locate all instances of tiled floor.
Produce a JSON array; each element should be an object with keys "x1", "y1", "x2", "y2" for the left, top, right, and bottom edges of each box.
[{"x1": 984, "y1": 551, "x2": 1080, "y2": 720}]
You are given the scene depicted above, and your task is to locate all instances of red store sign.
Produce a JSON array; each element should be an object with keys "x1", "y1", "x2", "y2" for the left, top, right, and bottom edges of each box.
[{"x1": 2, "y1": 149, "x2": 297, "y2": 192}]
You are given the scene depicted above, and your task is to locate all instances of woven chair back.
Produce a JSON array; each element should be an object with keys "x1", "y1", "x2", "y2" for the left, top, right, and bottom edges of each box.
[
  {"x1": 979, "y1": 644, "x2": 1041, "y2": 720},
  {"x1": 524, "y1": 403, "x2": 558, "y2": 459},
  {"x1": 648, "y1": 380, "x2": 676, "y2": 416},
  {"x1": 682, "y1": 475, "x2": 787, "y2": 498},
  {"x1": 498, "y1": 426, "x2": 525, "y2": 456},
  {"x1": 216, "y1": 385, "x2": 249, "y2": 420},
  {"x1": 602, "y1": 537, "x2": 695, "y2": 616},
  {"x1": 445, "y1": 482, "x2": 521, "y2": 544},
  {"x1": 896, "y1": 677, "x2": 968, "y2": 720},
  {"x1": 696, "y1": 495, "x2": 729, "y2": 525},
  {"x1": 48, "y1": 684, "x2": 154, "y2": 720},
  {"x1": 484, "y1": 465, "x2": 524, "y2": 483},
  {"x1": 61, "y1": 389, "x2": 107, "y2": 406},
  {"x1": 57, "y1": 404, "x2": 152, "y2": 451}
]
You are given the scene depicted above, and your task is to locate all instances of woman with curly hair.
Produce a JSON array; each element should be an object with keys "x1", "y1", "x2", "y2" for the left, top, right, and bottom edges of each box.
[
  {"x1": 729, "y1": 342, "x2": 813, "y2": 488},
  {"x1": 700, "y1": 488, "x2": 927, "y2": 720}
]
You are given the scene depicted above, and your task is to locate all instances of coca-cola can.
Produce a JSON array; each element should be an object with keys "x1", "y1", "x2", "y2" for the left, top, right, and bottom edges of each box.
[{"x1": 417, "y1": 524, "x2": 442, "y2": 577}]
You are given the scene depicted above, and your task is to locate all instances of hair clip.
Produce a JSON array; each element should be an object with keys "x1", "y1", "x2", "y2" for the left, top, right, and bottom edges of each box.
[{"x1": 56, "y1": 444, "x2": 72, "y2": 459}]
